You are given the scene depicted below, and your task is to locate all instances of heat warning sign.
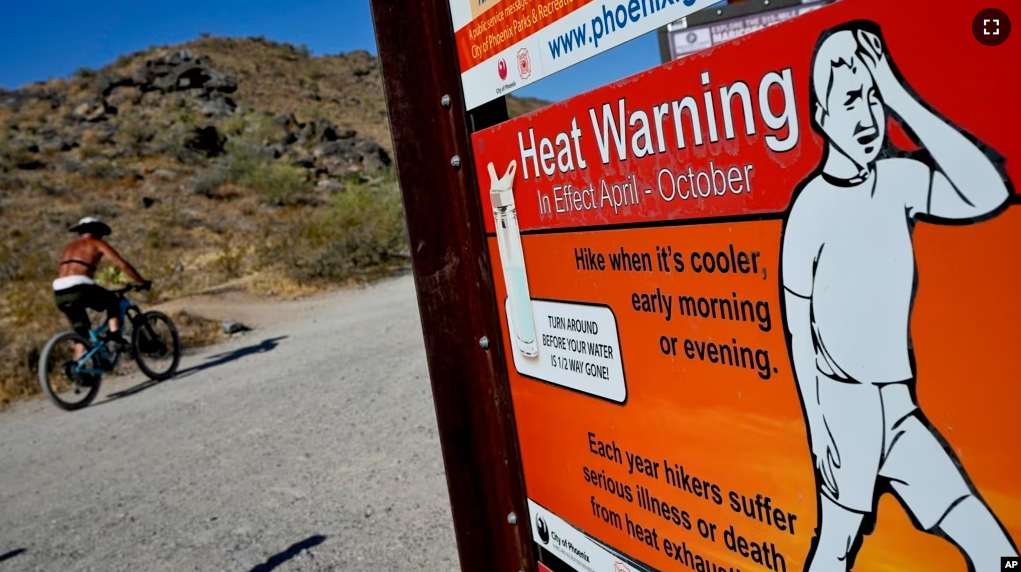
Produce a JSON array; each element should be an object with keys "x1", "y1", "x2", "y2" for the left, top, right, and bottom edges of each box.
[{"x1": 474, "y1": 0, "x2": 1021, "y2": 571}]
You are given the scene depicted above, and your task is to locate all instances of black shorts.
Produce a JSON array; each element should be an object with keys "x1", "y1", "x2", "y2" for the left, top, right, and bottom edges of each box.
[{"x1": 54, "y1": 284, "x2": 120, "y2": 338}]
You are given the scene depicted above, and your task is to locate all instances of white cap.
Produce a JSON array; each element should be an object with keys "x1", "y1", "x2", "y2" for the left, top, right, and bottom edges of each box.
[
  {"x1": 491, "y1": 188, "x2": 516, "y2": 208},
  {"x1": 488, "y1": 161, "x2": 518, "y2": 208}
]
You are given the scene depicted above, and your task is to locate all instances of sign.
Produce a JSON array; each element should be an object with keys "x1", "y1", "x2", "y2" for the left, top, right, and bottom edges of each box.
[
  {"x1": 667, "y1": 0, "x2": 834, "y2": 59},
  {"x1": 448, "y1": 0, "x2": 724, "y2": 110},
  {"x1": 472, "y1": 0, "x2": 1021, "y2": 570}
]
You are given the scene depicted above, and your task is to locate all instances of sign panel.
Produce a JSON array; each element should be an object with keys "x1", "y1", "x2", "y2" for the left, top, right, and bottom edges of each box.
[
  {"x1": 473, "y1": 0, "x2": 1021, "y2": 570},
  {"x1": 667, "y1": 0, "x2": 834, "y2": 59},
  {"x1": 448, "y1": 0, "x2": 723, "y2": 110}
]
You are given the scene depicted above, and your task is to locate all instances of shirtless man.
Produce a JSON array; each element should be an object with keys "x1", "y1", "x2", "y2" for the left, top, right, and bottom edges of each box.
[
  {"x1": 53, "y1": 217, "x2": 150, "y2": 362},
  {"x1": 779, "y1": 21, "x2": 1018, "y2": 572}
]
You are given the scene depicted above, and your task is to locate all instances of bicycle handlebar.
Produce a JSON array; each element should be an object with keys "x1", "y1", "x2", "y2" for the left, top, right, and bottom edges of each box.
[{"x1": 112, "y1": 282, "x2": 152, "y2": 296}]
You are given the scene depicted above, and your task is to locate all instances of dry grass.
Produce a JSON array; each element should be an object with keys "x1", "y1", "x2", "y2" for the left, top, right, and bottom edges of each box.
[{"x1": 165, "y1": 310, "x2": 224, "y2": 348}]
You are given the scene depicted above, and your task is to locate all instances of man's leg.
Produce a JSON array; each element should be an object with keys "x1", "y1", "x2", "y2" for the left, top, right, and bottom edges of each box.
[
  {"x1": 808, "y1": 381, "x2": 884, "y2": 572},
  {"x1": 879, "y1": 384, "x2": 1018, "y2": 571},
  {"x1": 808, "y1": 496, "x2": 866, "y2": 572},
  {"x1": 100, "y1": 287, "x2": 123, "y2": 338},
  {"x1": 56, "y1": 300, "x2": 89, "y2": 360},
  {"x1": 86, "y1": 286, "x2": 126, "y2": 346},
  {"x1": 938, "y1": 495, "x2": 1018, "y2": 570}
]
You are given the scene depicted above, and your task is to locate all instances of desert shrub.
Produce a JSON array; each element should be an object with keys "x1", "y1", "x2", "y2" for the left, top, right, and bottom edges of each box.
[
  {"x1": 119, "y1": 122, "x2": 154, "y2": 156},
  {"x1": 241, "y1": 162, "x2": 309, "y2": 206},
  {"x1": 215, "y1": 229, "x2": 246, "y2": 280},
  {"x1": 307, "y1": 63, "x2": 327, "y2": 81},
  {"x1": 221, "y1": 140, "x2": 270, "y2": 182},
  {"x1": 165, "y1": 310, "x2": 223, "y2": 347},
  {"x1": 84, "y1": 158, "x2": 117, "y2": 180},
  {"x1": 0, "y1": 128, "x2": 11, "y2": 156},
  {"x1": 152, "y1": 108, "x2": 209, "y2": 162},
  {"x1": 221, "y1": 110, "x2": 282, "y2": 145},
  {"x1": 190, "y1": 169, "x2": 228, "y2": 197},
  {"x1": 0, "y1": 230, "x2": 55, "y2": 283},
  {"x1": 95, "y1": 265, "x2": 128, "y2": 287},
  {"x1": 72, "y1": 67, "x2": 97, "y2": 79},
  {"x1": 0, "y1": 328, "x2": 50, "y2": 407},
  {"x1": 112, "y1": 54, "x2": 134, "y2": 70},
  {"x1": 0, "y1": 281, "x2": 63, "y2": 407},
  {"x1": 278, "y1": 173, "x2": 407, "y2": 281},
  {"x1": 0, "y1": 233, "x2": 25, "y2": 282}
]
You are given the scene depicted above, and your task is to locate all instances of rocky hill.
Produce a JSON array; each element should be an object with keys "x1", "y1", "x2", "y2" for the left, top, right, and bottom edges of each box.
[{"x1": 0, "y1": 35, "x2": 548, "y2": 405}]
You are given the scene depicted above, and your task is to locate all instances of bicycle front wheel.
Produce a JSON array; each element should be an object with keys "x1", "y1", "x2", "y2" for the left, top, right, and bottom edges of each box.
[
  {"x1": 132, "y1": 311, "x2": 181, "y2": 381},
  {"x1": 38, "y1": 331, "x2": 103, "y2": 411}
]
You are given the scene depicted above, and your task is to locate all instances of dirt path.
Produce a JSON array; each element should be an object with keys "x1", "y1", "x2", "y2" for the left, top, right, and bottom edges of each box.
[{"x1": 0, "y1": 274, "x2": 461, "y2": 572}]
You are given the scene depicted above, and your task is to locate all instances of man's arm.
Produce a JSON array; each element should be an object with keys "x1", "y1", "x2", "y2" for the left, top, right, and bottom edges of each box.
[
  {"x1": 893, "y1": 96, "x2": 1009, "y2": 220},
  {"x1": 781, "y1": 203, "x2": 840, "y2": 495},
  {"x1": 784, "y1": 288, "x2": 840, "y2": 496},
  {"x1": 784, "y1": 291, "x2": 822, "y2": 427},
  {"x1": 780, "y1": 216, "x2": 829, "y2": 426},
  {"x1": 857, "y1": 30, "x2": 1009, "y2": 220},
  {"x1": 97, "y1": 241, "x2": 146, "y2": 284}
]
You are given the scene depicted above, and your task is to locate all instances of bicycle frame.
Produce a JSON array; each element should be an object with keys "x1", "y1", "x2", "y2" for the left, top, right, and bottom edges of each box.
[{"x1": 73, "y1": 293, "x2": 136, "y2": 377}]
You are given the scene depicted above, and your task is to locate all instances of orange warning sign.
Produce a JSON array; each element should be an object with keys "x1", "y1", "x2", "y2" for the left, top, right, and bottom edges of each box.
[{"x1": 473, "y1": 0, "x2": 1021, "y2": 571}]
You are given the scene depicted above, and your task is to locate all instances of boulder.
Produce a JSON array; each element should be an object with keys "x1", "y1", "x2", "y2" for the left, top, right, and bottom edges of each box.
[
  {"x1": 312, "y1": 138, "x2": 392, "y2": 174},
  {"x1": 0, "y1": 88, "x2": 62, "y2": 112},
  {"x1": 276, "y1": 113, "x2": 299, "y2": 131},
  {"x1": 202, "y1": 70, "x2": 238, "y2": 93},
  {"x1": 221, "y1": 319, "x2": 250, "y2": 335},
  {"x1": 15, "y1": 157, "x2": 46, "y2": 170},
  {"x1": 313, "y1": 140, "x2": 359, "y2": 161},
  {"x1": 291, "y1": 155, "x2": 316, "y2": 169},
  {"x1": 134, "y1": 50, "x2": 237, "y2": 96},
  {"x1": 296, "y1": 119, "x2": 356, "y2": 147},
  {"x1": 38, "y1": 136, "x2": 76, "y2": 153},
  {"x1": 72, "y1": 98, "x2": 114, "y2": 122},
  {"x1": 315, "y1": 179, "x2": 345, "y2": 193},
  {"x1": 10, "y1": 138, "x2": 40, "y2": 154},
  {"x1": 184, "y1": 125, "x2": 225, "y2": 157},
  {"x1": 354, "y1": 140, "x2": 392, "y2": 169},
  {"x1": 94, "y1": 74, "x2": 135, "y2": 97},
  {"x1": 267, "y1": 144, "x2": 286, "y2": 159},
  {"x1": 199, "y1": 94, "x2": 237, "y2": 117},
  {"x1": 81, "y1": 124, "x2": 117, "y2": 146},
  {"x1": 152, "y1": 169, "x2": 179, "y2": 181}
]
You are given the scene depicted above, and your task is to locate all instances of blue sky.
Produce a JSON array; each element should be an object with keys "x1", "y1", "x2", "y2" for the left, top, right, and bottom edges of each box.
[{"x1": 0, "y1": 0, "x2": 714, "y2": 103}]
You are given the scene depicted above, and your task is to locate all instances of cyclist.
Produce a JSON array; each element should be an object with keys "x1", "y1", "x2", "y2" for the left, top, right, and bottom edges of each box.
[{"x1": 52, "y1": 217, "x2": 151, "y2": 364}]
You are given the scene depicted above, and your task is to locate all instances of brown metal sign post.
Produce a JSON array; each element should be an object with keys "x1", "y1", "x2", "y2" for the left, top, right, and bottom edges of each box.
[{"x1": 367, "y1": 2, "x2": 534, "y2": 571}]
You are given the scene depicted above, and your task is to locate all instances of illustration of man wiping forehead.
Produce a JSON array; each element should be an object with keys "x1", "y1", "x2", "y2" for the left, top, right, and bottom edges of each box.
[{"x1": 779, "y1": 20, "x2": 1019, "y2": 572}]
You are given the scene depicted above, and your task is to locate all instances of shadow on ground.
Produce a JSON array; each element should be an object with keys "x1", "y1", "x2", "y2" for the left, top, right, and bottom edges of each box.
[
  {"x1": 0, "y1": 549, "x2": 26, "y2": 563},
  {"x1": 97, "y1": 337, "x2": 289, "y2": 405},
  {"x1": 248, "y1": 535, "x2": 326, "y2": 572}
]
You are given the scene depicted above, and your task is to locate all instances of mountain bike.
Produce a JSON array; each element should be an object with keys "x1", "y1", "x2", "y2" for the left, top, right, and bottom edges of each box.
[{"x1": 37, "y1": 283, "x2": 182, "y2": 411}]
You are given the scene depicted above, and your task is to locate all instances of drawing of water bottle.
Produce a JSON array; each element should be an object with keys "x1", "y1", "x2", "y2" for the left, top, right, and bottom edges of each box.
[{"x1": 489, "y1": 160, "x2": 538, "y2": 358}]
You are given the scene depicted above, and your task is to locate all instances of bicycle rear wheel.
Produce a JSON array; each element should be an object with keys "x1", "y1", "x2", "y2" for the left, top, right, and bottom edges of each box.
[
  {"x1": 132, "y1": 311, "x2": 181, "y2": 381},
  {"x1": 38, "y1": 331, "x2": 103, "y2": 411}
]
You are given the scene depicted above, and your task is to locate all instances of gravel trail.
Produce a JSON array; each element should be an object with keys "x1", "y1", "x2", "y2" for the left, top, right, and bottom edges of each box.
[{"x1": 0, "y1": 275, "x2": 461, "y2": 572}]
